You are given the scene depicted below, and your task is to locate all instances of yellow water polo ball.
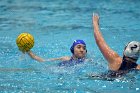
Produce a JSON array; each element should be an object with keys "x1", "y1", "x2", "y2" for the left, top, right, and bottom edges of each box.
[{"x1": 16, "y1": 33, "x2": 34, "y2": 52}]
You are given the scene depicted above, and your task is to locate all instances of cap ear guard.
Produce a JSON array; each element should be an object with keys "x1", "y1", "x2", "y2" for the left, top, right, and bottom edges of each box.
[{"x1": 70, "y1": 46, "x2": 74, "y2": 54}]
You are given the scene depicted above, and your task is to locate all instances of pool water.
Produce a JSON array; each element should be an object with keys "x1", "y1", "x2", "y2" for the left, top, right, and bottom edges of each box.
[{"x1": 0, "y1": 0, "x2": 140, "y2": 93}]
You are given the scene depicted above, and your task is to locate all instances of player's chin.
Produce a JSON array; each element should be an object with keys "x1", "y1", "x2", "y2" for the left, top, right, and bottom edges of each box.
[{"x1": 77, "y1": 54, "x2": 85, "y2": 58}]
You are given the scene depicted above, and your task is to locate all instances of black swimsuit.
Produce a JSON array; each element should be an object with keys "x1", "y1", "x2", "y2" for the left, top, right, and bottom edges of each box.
[
  {"x1": 118, "y1": 58, "x2": 138, "y2": 70},
  {"x1": 92, "y1": 58, "x2": 138, "y2": 79},
  {"x1": 107, "y1": 58, "x2": 138, "y2": 78}
]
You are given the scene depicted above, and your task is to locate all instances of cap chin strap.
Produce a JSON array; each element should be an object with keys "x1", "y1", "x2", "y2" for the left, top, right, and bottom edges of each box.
[{"x1": 123, "y1": 56, "x2": 138, "y2": 63}]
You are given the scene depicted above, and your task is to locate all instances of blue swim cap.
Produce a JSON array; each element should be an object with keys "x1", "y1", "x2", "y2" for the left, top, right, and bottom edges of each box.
[{"x1": 70, "y1": 40, "x2": 86, "y2": 54}]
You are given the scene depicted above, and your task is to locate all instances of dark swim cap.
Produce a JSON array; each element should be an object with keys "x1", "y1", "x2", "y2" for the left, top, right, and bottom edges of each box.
[
  {"x1": 124, "y1": 41, "x2": 140, "y2": 60},
  {"x1": 70, "y1": 40, "x2": 86, "y2": 54}
]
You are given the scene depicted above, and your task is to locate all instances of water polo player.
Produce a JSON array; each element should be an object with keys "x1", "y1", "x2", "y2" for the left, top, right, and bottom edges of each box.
[
  {"x1": 93, "y1": 13, "x2": 140, "y2": 73},
  {"x1": 27, "y1": 39, "x2": 87, "y2": 66},
  {"x1": 58, "y1": 40, "x2": 87, "y2": 66}
]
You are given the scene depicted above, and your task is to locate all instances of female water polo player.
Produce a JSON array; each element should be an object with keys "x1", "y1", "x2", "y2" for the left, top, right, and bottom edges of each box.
[
  {"x1": 93, "y1": 13, "x2": 140, "y2": 75},
  {"x1": 27, "y1": 39, "x2": 87, "y2": 66}
]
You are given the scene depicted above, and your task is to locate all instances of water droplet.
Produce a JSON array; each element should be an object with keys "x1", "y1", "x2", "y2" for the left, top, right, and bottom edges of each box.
[{"x1": 136, "y1": 88, "x2": 139, "y2": 91}]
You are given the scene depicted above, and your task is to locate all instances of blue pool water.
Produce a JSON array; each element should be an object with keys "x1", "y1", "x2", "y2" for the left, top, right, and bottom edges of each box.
[{"x1": 0, "y1": 0, "x2": 140, "y2": 92}]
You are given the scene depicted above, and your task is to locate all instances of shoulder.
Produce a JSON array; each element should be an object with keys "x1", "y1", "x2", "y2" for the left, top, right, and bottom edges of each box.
[{"x1": 60, "y1": 56, "x2": 71, "y2": 61}]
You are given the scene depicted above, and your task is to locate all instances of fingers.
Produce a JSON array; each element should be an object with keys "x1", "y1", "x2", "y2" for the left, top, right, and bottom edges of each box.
[
  {"x1": 93, "y1": 12, "x2": 99, "y2": 19},
  {"x1": 92, "y1": 12, "x2": 99, "y2": 25},
  {"x1": 93, "y1": 12, "x2": 98, "y2": 17}
]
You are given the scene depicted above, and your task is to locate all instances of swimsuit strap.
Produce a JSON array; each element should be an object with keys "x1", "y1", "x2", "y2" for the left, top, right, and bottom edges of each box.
[
  {"x1": 70, "y1": 57, "x2": 85, "y2": 63},
  {"x1": 119, "y1": 58, "x2": 138, "y2": 70}
]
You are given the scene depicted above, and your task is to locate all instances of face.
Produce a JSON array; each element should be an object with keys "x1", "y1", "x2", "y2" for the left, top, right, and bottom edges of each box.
[{"x1": 73, "y1": 44, "x2": 87, "y2": 58}]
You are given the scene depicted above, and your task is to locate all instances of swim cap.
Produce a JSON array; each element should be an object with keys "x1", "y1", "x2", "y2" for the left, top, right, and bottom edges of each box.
[
  {"x1": 70, "y1": 40, "x2": 86, "y2": 54},
  {"x1": 124, "y1": 41, "x2": 140, "y2": 59}
]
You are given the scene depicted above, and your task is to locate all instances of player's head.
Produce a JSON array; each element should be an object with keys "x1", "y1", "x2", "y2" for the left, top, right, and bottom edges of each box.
[
  {"x1": 70, "y1": 40, "x2": 87, "y2": 58},
  {"x1": 123, "y1": 41, "x2": 140, "y2": 62}
]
